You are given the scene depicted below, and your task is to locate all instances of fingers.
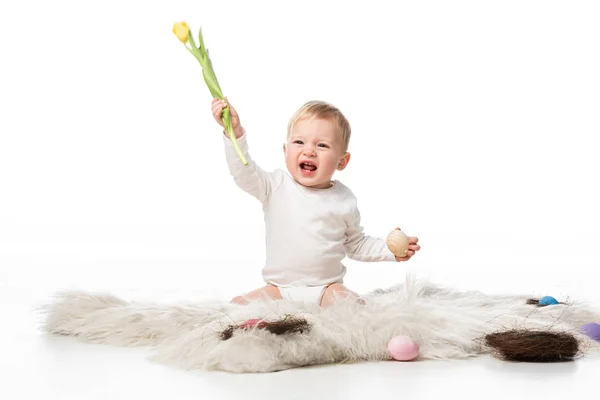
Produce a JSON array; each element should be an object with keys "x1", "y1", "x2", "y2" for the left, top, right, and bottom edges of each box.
[
  {"x1": 396, "y1": 250, "x2": 416, "y2": 261},
  {"x1": 224, "y1": 97, "x2": 239, "y2": 118},
  {"x1": 211, "y1": 97, "x2": 225, "y2": 112},
  {"x1": 212, "y1": 97, "x2": 239, "y2": 120},
  {"x1": 212, "y1": 98, "x2": 232, "y2": 109},
  {"x1": 394, "y1": 241, "x2": 421, "y2": 262},
  {"x1": 211, "y1": 99, "x2": 222, "y2": 114},
  {"x1": 211, "y1": 98, "x2": 226, "y2": 113},
  {"x1": 211, "y1": 98, "x2": 229, "y2": 123}
]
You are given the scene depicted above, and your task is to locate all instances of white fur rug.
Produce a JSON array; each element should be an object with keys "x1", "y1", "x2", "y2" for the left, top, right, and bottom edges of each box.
[{"x1": 40, "y1": 275, "x2": 600, "y2": 373}]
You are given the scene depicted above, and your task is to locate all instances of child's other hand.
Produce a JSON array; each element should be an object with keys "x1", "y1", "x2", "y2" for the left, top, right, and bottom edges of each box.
[
  {"x1": 211, "y1": 97, "x2": 243, "y2": 138},
  {"x1": 393, "y1": 227, "x2": 420, "y2": 262}
]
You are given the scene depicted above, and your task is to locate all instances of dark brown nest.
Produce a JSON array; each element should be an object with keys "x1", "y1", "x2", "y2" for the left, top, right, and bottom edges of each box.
[
  {"x1": 220, "y1": 315, "x2": 311, "y2": 341},
  {"x1": 484, "y1": 330, "x2": 580, "y2": 362},
  {"x1": 526, "y1": 298, "x2": 567, "y2": 307}
]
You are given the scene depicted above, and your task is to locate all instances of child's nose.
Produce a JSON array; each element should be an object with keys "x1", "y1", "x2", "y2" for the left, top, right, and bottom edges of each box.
[{"x1": 303, "y1": 146, "x2": 316, "y2": 156}]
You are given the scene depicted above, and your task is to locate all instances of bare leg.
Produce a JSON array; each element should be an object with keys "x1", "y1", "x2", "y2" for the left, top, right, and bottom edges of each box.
[
  {"x1": 320, "y1": 283, "x2": 366, "y2": 308},
  {"x1": 230, "y1": 285, "x2": 282, "y2": 305}
]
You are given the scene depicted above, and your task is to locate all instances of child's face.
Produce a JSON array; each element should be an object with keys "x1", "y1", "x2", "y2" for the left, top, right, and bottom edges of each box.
[{"x1": 283, "y1": 117, "x2": 350, "y2": 189}]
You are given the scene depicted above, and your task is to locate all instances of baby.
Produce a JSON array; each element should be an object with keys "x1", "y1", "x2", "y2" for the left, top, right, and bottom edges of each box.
[{"x1": 211, "y1": 98, "x2": 420, "y2": 307}]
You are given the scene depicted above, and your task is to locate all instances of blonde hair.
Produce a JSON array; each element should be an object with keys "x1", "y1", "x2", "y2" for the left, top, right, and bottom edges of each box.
[{"x1": 287, "y1": 100, "x2": 351, "y2": 152}]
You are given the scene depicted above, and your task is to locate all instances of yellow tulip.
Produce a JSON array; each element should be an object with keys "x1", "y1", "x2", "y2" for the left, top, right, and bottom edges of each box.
[
  {"x1": 173, "y1": 22, "x2": 248, "y2": 165},
  {"x1": 172, "y1": 22, "x2": 189, "y2": 43}
]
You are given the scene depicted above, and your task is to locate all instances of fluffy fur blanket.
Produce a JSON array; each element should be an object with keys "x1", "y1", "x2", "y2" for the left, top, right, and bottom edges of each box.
[{"x1": 40, "y1": 275, "x2": 600, "y2": 373}]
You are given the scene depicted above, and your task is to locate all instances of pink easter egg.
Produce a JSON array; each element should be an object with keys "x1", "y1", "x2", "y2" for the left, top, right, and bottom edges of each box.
[{"x1": 388, "y1": 335, "x2": 419, "y2": 361}]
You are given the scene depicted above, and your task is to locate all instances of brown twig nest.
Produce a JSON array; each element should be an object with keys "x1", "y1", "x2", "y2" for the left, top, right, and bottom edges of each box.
[
  {"x1": 484, "y1": 329, "x2": 580, "y2": 362},
  {"x1": 221, "y1": 315, "x2": 311, "y2": 340}
]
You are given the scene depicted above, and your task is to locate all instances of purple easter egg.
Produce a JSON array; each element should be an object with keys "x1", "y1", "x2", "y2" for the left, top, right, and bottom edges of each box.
[{"x1": 580, "y1": 323, "x2": 600, "y2": 341}]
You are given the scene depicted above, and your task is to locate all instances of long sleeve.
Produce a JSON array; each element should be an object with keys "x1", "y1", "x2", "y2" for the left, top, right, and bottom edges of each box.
[
  {"x1": 343, "y1": 204, "x2": 396, "y2": 262},
  {"x1": 223, "y1": 131, "x2": 281, "y2": 204}
]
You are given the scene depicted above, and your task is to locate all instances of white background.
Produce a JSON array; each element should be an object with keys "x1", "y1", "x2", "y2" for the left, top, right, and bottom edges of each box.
[
  {"x1": 0, "y1": 1, "x2": 599, "y2": 398},
  {"x1": 3, "y1": 0, "x2": 599, "y2": 299}
]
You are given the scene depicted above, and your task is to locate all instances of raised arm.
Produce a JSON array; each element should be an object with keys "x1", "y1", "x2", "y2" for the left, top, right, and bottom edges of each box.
[{"x1": 213, "y1": 98, "x2": 280, "y2": 204}]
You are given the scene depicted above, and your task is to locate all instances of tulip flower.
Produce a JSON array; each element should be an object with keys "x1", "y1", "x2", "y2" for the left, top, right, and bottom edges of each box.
[
  {"x1": 172, "y1": 22, "x2": 189, "y2": 43},
  {"x1": 172, "y1": 22, "x2": 248, "y2": 166}
]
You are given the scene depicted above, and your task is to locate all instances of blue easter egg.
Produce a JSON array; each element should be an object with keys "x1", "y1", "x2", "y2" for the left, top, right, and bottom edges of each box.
[
  {"x1": 580, "y1": 323, "x2": 600, "y2": 341},
  {"x1": 538, "y1": 296, "x2": 559, "y2": 305}
]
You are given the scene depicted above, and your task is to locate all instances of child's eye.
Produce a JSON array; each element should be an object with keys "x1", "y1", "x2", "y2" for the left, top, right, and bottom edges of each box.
[
  {"x1": 318, "y1": 144, "x2": 329, "y2": 148},
  {"x1": 294, "y1": 140, "x2": 304, "y2": 145}
]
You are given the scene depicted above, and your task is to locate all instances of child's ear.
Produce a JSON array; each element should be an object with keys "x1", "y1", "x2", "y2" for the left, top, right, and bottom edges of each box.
[
  {"x1": 283, "y1": 143, "x2": 287, "y2": 156},
  {"x1": 337, "y1": 152, "x2": 351, "y2": 171}
]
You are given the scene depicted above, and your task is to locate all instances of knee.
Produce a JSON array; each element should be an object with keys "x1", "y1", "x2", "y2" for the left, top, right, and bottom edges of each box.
[
  {"x1": 321, "y1": 283, "x2": 364, "y2": 307},
  {"x1": 321, "y1": 283, "x2": 346, "y2": 308},
  {"x1": 230, "y1": 296, "x2": 247, "y2": 305},
  {"x1": 326, "y1": 283, "x2": 345, "y2": 294},
  {"x1": 264, "y1": 285, "x2": 282, "y2": 300}
]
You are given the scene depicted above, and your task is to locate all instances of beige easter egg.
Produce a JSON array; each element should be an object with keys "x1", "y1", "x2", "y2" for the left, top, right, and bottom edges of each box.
[{"x1": 386, "y1": 230, "x2": 410, "y2": 257}]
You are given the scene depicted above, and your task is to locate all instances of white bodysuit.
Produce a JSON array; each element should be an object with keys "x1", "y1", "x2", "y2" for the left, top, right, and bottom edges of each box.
[{"x1": 224, "y1": 133, "x2": 396, "y2": 304}]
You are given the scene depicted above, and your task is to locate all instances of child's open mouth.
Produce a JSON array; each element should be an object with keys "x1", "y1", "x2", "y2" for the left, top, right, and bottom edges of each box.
[{"x1": 300, "y1": 162, "x2": 317, "y2": 176}]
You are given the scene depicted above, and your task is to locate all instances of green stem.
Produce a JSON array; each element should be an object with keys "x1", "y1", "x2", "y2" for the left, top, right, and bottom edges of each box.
[
  {"x1": 223, "y1": 108, "x2": 248, "y2": 165},
  {"x1": 184, "y1": 33, "x2": 247, "y2": 166},
  {"x1": 202, "y1": 68, "x2": 223, "y2": 99}
]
